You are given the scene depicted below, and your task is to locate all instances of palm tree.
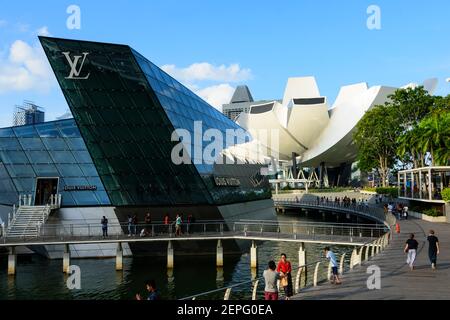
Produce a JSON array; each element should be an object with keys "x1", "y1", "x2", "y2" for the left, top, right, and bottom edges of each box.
[{"x1": 418, "y1": 112, "x2": 450, "y2": 166}]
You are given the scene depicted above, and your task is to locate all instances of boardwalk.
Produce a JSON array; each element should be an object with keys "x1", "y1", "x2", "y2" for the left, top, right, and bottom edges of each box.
[{"x1": 293, "y1": 218, "x2": 450, "y2": 300}]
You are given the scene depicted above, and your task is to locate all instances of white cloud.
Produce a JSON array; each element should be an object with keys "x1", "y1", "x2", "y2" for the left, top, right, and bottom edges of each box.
[
  {"x1": 0, "y1": 40, "x2": 54, "y2": 94},
  {"x1": 195, "y1": 84, "x2": 235, "y2": 111},
  {"x1": 162, "y1": 62, "x2": 252, "y2": 83},
  {"x1": 36, "y1": 26, "x2": 52, "y2": 37}
]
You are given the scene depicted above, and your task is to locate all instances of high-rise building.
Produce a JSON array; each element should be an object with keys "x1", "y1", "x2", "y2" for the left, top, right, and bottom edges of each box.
[{"x1": 13, "y1": 101, "x2": 45, "y2": 127}]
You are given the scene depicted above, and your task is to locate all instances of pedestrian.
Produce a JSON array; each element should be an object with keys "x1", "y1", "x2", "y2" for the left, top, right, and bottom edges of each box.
[
  {"x1": 145, "y1": 213, "x2": 152, "y2": 235},
  {"x1": 175, "y1": 214, "x2": 182, "y2": 236},
  {"x1": 403, "y1": 205, "x2": 409, "y2": 220},
  {"x1": 132, "y1": 214, "x2": 138, "y2": 236},
  {"x1": 427, "y1": 230, "x2": 440, "y2": 270},
  {"x1": 277, "y1": 254, "x2": 293, "y2": 300},
  {"x1": 404, "y1": 233, "x2": 419, "y2": 271},
  {"x1": 324, "y1": 247, "x2": 341, "y2": 284},
  {"x1": 136, "y1": 280, "x2": 159, "y2": 301},
  {"x1": 187, "y1": 214, "x2": 192, "y2": 234},
  {"x1": 164, "y1": 214, "x2": 170, "y2": 234},
  {"x1": 263, "y1": 261, "x2": 280, "y2": 301},
  {"x1": 127, "y1": 215, "x2": 133, "y2": 237},
  {"x1": 101, "y1": 216, "x2": 108, "y2": 238}
]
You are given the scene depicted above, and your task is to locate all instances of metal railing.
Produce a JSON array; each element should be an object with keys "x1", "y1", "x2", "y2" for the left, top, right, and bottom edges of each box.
[
  {"x1": 1, "y1": 220, "x2": 386, "y2": 244},
  {"x1": 179, "y1": 227, "x2": 393, "y2": 300},
  {"x1": 274, "y1": 198, "x2": 389, "y2": 225}
]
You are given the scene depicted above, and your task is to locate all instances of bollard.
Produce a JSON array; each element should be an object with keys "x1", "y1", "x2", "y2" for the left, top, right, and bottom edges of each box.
[
  {"x1": 216, "y1": 240, "x2": 224, "y2": 267},
  {"x1": 167, "y1": 241, "x2": 174, "y2": 269},
  {"x1": 116, "y1": 242, "x2": 123, "y2": 271}
]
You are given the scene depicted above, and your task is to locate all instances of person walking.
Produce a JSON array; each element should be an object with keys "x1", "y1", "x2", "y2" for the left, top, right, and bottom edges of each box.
[
  {"x1": 132, "y1": 214, "x2": 139, "y2": 236},
  {"x1": 145, "y1": 213, "x2": 152, "y2": 236},
  {"x1": 324, "y1": 247, "x2": 341, "y2": 285},
  {"x1": 403, "y1": 205, "x2": 409, "y2": 220},
  {"x1": 263, "y1": 261, "x2": 280, "y2": 301},
  {"x1": 427, "y1": 230, "x2": 440, "y2": 270},
  {"x1": 127, "y1": 215, "x2": 133, "y2": 237},
  {"x1": 277, "y1": 254, "x2": 293, "y2": 300},
  {"x1": 101, "y1": 216, "x2": 108, "y2": 238},
  {"x1": 175, "y1": 214, "x2": 182, "y2": 237},
  {"x1": 404, "y1": 233, "x2": 419, "y2": 271},
  {"x1": 136, "y1": 280, "x2": 159, "y2": 301},
  {"x1": 164, "y1": 214, "x2": 170, "y2": 234}
]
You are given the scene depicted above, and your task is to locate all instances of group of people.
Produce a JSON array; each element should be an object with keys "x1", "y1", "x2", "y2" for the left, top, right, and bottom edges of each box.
[
  {"x1": 263, "y1": 248, "x2": 341, "y2": 300},
  {"x1": 385, "y1": 203, "x2": 409, "y2": 220},
  {"x1": 99, "y1": 213, "x2": 197, "y2": 238},
  {"x1": 404, "y1": 230, "x2": 440, "y2": 271},
  {"x1": 125, "y1": 213, "x2": 196, "y2": 237},
  {"x1": 314, "y1": 196, "x2": 369, "y2": 208}
]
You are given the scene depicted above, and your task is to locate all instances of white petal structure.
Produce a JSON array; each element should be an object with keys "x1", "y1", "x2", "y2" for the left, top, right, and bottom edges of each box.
[{"x1": 236, "y1": 76, "x2": 398, "y2": 168}]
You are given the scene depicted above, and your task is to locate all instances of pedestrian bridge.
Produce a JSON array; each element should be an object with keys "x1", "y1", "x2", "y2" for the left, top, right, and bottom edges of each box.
[
  {"x1": 274, "y1": 198, "x2": 391, "y2": 226},
  {"x1": 0, "y1": 220, "x2": 386, "y2": 248}
]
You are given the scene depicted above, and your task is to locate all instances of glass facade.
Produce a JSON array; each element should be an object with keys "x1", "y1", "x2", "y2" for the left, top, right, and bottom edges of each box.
[
  {"x1": 0, "y1": 119, "x2": 110, "y2": 207},
  {"x1": 38, "y1": 37, "x2": 271, "y2": 207}
]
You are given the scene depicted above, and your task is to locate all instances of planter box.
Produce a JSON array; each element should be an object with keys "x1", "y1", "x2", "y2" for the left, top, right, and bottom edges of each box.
[{"x1": 408, "y1": 211, "x2": 448, "y2": 223}]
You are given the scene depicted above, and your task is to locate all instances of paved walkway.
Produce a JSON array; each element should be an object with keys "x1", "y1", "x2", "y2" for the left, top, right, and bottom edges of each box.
[{"x1": 293, "y1": 218, "x2": 450, "y2": 300}]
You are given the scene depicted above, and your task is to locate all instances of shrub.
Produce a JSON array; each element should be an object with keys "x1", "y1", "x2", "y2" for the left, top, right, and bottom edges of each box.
[
  {"x1": 423, "y1": 208, "x2": 443, "y2": 217},
  {"x1": 375, "y1": 187, "x2": 398, "y2": 198},
  {"x1": 442, "y1": 188, "x2": 450, "y2": 202}
]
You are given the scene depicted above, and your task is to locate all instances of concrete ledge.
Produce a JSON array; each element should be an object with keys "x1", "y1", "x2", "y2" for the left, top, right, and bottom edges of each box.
[{"x1": 409, "y1": 211, "x2": 447, "y2": 223}]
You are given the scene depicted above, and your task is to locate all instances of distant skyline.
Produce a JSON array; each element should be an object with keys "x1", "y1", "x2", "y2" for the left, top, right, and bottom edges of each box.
[{"x1": 1, "y1": 0, "x2": 450, "y2": 128}]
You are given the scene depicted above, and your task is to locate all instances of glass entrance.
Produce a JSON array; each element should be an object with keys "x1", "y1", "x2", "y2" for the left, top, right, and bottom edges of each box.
[{"x1": 35, "y1": 178, "x2": 59, "y2": 206}]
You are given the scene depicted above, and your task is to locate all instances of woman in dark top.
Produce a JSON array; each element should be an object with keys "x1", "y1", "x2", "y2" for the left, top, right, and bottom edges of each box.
[
  {"x1": 427, "y1": 230, "x2": 440, "y2": 270},
  {"x1": 404, "y1": 233, "x2": 419, "y2": 271}
]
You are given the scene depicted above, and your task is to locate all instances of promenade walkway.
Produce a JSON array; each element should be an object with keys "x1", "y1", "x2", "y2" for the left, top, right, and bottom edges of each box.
[{"x1": 293, "y1": 218, "x2": 450, "y2": 300}]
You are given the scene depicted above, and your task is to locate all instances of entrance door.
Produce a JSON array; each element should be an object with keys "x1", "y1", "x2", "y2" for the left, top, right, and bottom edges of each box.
[{"x1": 35, "y1": 178, "x2": 59, "y2": 206}]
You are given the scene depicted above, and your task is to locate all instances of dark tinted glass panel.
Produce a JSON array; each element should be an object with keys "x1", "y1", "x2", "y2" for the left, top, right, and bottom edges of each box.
[
  {"x1": 0, "y1": 151, "x2": 29, "y2": 164},
  {"x1": 42, "y1": 138, "x2": 69, "y2": 151},
  {"x1": 18, "y1": 138, "x2": 45, "y2": 150},
  {"x1": 26, "y1": 151, "x2": 53, "y2": 164},
  {"x1": 13, "y1": 126, "x2": 39, "y2": 138}
]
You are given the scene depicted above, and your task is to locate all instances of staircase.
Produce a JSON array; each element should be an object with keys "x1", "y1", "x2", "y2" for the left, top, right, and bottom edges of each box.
[
  {"x1": 6, "y1": 206, "x2": 51, "y2": 238},
  {"x1": 5, "y1": 194, "x2": 61, "y2": 239}
]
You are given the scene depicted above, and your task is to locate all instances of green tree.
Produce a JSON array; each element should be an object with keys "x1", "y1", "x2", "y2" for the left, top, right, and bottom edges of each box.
[
  {"x1": 418, "y1": 111, "x2": 450, "y2": 166},
  {"x1": 354, "y1": 104, "x2": 400, "y2": 187}
]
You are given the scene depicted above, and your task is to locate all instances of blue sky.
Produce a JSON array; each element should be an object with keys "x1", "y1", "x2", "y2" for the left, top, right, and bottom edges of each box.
[{"x1": 1, "y1": 0, "x2": 450, "y2": 127}]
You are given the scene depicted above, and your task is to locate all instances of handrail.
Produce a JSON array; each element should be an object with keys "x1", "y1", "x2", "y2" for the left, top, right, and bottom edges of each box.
[
  {"x1": 179, "y1": 260, "x2": 323, "y2": 301},
  {"x1": 2, "y1": 219, "x2": 386, "y2": 243}
]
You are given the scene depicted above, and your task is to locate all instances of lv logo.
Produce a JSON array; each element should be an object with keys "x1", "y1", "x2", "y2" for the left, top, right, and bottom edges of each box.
[{"x1": 63, "y1": 52, "x2": 91, "y2": 80}]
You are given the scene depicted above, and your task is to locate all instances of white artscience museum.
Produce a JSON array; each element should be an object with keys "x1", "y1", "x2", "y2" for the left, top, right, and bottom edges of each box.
[{"x1": 234, "y1": 76, "x2": 438, "y2": 187}]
